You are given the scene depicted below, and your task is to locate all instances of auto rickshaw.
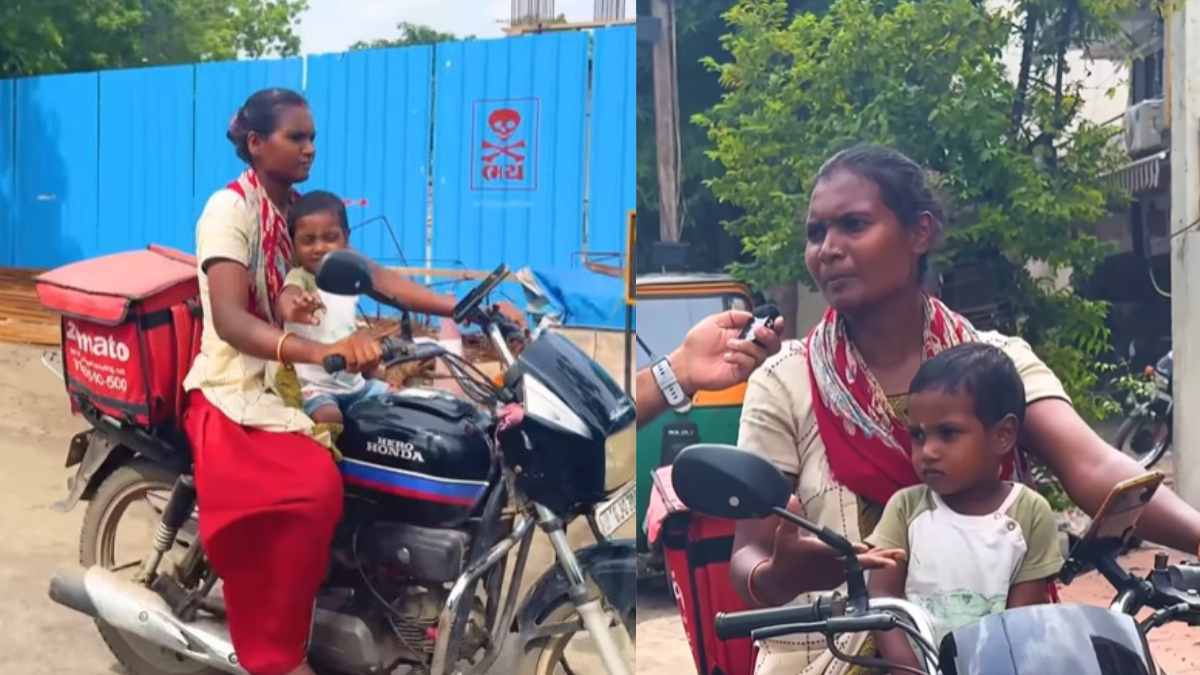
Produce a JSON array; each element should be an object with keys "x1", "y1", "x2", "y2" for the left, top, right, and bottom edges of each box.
[{"x1": 635, "y1": 272, "x2": 754, "y2": 574}]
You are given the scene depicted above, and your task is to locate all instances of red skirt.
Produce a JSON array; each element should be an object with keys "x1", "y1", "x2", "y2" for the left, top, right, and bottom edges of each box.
[{"x1": 182, "y1": 390, "x2": 343, "y2": 675}]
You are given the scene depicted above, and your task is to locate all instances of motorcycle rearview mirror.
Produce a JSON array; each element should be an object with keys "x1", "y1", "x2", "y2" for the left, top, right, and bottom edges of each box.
[
  {"x1": 671, "y1": 444, "x2": 791, "y2": 519},
  {"x1": 316, "y1": 250, "x2": 375, "y2": 296},
  {"x1": 672, "y1": 444, "x2": 871, "y2": 610}
]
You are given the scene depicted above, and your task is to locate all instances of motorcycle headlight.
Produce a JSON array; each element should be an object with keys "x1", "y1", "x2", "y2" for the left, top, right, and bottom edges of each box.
[{"x1": 522, "y1": 373, "x2": 592, "y2": 439}]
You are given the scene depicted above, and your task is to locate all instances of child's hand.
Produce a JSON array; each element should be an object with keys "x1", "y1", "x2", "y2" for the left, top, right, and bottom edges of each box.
[
  {"x1": 280, "y1": 290, "x2": 325, "y2": 326},
  {"x1": 770, "y1": 495, "x2": 906, "y2": 589},
  {"x1": 857, "y1": 545, "x2": 907, "y2": 566}
]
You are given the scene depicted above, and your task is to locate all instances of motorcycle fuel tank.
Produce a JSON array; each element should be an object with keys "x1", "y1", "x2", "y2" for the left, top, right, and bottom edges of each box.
[
  {"x1": 338, "y1": 388, "x2": 494, "y2": 527},
  {"x1": 941, "y1": 603, "x2": 1153, "y2": 675}
]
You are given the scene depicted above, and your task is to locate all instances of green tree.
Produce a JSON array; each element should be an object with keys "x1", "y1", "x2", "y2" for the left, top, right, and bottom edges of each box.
[
  {"x1": 351, "y1": 22, "x2": 468, "y2": 50},
  {"x1": 0, "y1": 0, "x2": 308, "y2": 77},
  {"x1": 696, "y1": 0, "x2": 1138, "y2": 420},
  {"x1": 635, "y1": 0, "x2": 876, "y2": 271},
  {"x1": 229, "y1": 0, "x2": 308, "y2": 57}
]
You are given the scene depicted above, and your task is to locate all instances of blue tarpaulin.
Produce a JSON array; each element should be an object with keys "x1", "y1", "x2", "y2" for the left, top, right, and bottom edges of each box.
[{"x1": 524, "y1": 269, "x2": 629, "y2": 331}]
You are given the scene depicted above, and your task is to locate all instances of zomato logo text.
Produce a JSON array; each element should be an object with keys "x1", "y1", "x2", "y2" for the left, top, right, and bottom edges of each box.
[{"x1": 65, "y1": 321, "x2": 131, "y2": 362}]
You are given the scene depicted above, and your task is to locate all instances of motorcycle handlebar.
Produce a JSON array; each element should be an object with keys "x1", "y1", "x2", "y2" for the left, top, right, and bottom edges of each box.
[
  {"x1": 715, "y1": 595, "x2": 844, "y2": 640},
  {"x1": 322, "y1": 336, "x2": 446, "y2": 374},
  {"x1": 488, "y1": 307, "x2": 525, "y2": 341},
  {"x1": 322, "y1": 353, "x2": 347, "y2": 374},
  {"x1": 747, "y1": 614, "x2": 897, "y2": 642}
]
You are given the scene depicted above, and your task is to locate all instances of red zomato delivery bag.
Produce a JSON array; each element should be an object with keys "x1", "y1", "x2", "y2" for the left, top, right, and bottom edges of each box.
[
  {"x1": 35, "y1": 245, "x2": 202, "y2": 428},
  {"x1": 647, "y1": 465, "x2": 757, "y2": 675}
]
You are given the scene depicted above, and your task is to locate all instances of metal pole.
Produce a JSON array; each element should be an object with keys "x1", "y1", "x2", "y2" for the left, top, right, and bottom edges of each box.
[
  {"x1": 1168, "y1": 2, "x2": 1200, "y2": 506},
  {"x1": 625, "y1": 303, "x2": 633, "y2": 394}
]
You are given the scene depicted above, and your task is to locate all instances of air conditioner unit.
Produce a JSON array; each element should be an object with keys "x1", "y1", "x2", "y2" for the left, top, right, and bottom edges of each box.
[{"x1": 1124, "y1": 98, "x2": 1167, "y2": 157}]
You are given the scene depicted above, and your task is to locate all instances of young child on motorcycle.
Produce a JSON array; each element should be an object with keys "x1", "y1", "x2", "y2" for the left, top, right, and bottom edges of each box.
[
  {"x1": 274, "y1": 190, "x2": 392, "y2": 425},
  {"x1": 865, "y1": 342, "x2": 1065, "y2": 671}
]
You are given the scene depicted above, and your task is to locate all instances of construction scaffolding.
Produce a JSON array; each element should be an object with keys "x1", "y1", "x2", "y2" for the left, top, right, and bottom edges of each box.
[
  {"x1": 511, "y1": 0, "x2": 557, "y2": 26},
  {"x1": 595, "y1": 0, "x2": 626, "y2": 21}
]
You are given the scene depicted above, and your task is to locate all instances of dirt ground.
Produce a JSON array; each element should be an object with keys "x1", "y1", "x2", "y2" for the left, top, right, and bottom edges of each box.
[
  {"x1": 636, "y1": 452, "x2": 1200, "y2": 675},
  {"x1": 0, "y1": 343, "x2": 119, "y2": 674},
  {"x1": 0, "y1": 341, "x2": 633, "y2": 674}
]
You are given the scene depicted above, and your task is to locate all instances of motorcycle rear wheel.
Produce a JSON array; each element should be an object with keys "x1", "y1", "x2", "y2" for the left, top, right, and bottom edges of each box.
[{"x1": 79, "y1": 461, "x2": 222, "y2": 675}]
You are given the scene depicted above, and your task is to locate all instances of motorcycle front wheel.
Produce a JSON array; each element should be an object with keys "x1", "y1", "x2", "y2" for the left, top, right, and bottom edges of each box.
[{"x1": 519, "y1": 585, "x2": 635, "y2": 675}]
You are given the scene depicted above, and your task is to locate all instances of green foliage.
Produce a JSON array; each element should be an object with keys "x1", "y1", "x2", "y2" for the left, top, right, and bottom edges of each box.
[
  {"x1": 0, "y1": 0, "x2": 308, "y2": 77},
  {"x1": 350, "y1": 22, "x2": 469, "y2": 50},
  {"x1": 697, "y1": 0, "x2": 1137, "y2": 421},
  {"x1": 636, "y1": 0, "x2": 741, "y2": 264}
]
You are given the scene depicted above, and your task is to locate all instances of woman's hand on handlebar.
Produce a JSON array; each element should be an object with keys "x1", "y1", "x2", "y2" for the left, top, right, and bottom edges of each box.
[
  {"x1": 323, "y1": 325, "x2": 395, "y2": 374},
  {"x1": 491, "y1": 301, "x2": 527, "y2": 330}
]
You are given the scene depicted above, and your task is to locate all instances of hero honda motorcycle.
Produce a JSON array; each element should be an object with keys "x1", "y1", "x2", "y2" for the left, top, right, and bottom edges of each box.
[{"x1": 46, "y1": 249, "x2": 637, "y2": 675}]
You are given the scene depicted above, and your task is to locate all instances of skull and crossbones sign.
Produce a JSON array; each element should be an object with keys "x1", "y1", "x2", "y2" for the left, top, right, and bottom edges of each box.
[{"x1": 483, "y1": 108, "x2": 526, "y2": 163}]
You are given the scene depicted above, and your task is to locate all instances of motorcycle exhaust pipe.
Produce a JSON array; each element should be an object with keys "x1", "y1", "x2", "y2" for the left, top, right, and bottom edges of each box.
[{"x1": 49, "y1": 566, "x2": 247, "y2": 674}]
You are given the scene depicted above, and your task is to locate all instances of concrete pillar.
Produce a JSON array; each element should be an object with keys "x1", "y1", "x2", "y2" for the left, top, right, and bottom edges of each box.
[{"x1": 1168, "y1": 1, "x2": 1200, "y2": 505}]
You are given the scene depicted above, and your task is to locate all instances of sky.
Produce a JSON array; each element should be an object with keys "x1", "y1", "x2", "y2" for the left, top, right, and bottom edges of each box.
[{"x1": 298, "y1": 0, "x2": 635, "y2": 55}]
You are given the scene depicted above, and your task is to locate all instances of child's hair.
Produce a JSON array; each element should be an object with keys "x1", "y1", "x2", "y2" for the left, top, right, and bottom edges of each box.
[
  {"x1": 910, "y1": 343, "x2": 1026, "y2": 426},
  {"x1": 288, "y1": 190, "x2": 349, "y2": 237}
]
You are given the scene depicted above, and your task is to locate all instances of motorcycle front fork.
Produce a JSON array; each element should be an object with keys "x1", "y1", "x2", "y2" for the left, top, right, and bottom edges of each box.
[{"x1": 533, "y1": 505, "x2": 633, "y2": 675}]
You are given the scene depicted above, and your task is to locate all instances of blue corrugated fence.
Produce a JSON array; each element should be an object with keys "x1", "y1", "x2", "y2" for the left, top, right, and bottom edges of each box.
[
  {"x1": 0, "y1": 79, "x2": 13, "y2": 266},
  {"x1": 0, "y1": 28, "x2": 633, "y2": 274},
  {"x1": 588, "y1": 27, "x2": 636, "y2": 258},
  {"x1": 13, "y1": 72, "x2": 99, "y2": 268},
  {"x1": 98, "y1": 64, "x2": 195, "y2": 255},
  {"x1": 304, "y1": 47, "x2": 432, "y2": 267},
  {"x1": 193, "y1": 58, "x2": 305, "y2": 220},
  {"x1": 432, "y1": 32, "x2": 589, "y2": 273}
]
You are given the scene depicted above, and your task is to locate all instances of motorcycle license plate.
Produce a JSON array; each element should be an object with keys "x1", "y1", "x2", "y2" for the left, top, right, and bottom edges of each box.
[{"x1": 595, "y1": 482, "x2": 636, "y2": 539}]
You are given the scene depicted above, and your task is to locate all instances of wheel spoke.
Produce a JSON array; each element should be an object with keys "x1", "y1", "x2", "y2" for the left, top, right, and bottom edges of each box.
[{"x1": 143, "y1": 491, "x2": 169, "y2": 515}]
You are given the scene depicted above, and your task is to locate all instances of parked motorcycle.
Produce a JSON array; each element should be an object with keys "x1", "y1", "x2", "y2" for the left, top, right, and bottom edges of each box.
[
  {"x1": 45, "y1": 250, "x2": 637, "y2": 675},
  {"x1": 1115, "y1": 350, "x2": 1173, "y2": 469},
  {"x1": 671, "y1": 443, "x2": 1199, "y2": 675}
]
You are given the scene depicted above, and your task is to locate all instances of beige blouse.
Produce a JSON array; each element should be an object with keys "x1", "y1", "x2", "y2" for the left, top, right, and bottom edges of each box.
[
  {"x1": 182, "y1": 188, "x2": 314, "y2": 435},
  {"x1": 736, "y1": 331, "x2": 1070, "y2": 675}
]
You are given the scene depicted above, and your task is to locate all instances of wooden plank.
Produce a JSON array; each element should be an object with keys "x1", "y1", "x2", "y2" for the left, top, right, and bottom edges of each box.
[
  {"x1": 386, "y1": 266, "x2": 494, "y2": 281},
  {"x1": 0, "y1": 268, "x2": 59, "y2": 346}
]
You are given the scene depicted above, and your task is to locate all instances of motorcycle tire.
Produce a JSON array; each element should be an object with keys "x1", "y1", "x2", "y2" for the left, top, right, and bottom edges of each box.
[
  {"x1": 1114, "y1": 415, "x2": 1172, "y2": 469},
  {"x1": 79, "y1": 461, "x2": 223, "y2": 675},
  {"x1": 518, "y1": 581, "x2": 635, "y2": 675}
]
